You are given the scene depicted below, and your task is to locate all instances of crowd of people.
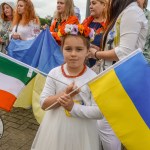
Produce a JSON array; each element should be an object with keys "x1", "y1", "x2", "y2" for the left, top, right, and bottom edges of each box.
[{"x1": 0, "y1": 0, "x2": 150, "y2": 150}]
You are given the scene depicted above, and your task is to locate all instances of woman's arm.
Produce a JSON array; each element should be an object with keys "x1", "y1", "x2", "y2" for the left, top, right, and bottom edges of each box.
[
  {"x1": 90, "y1": 47, "x2": 119, "y2": 61},
  {"x1": 11, "y1": 32, "x2": 22, "y2": 40},
  {"x1": 114, "y1": 8, "x2": 147, "y2": 60},
  {"x1": 90, "y1": 8, "x2": 147, "y2": 61}
]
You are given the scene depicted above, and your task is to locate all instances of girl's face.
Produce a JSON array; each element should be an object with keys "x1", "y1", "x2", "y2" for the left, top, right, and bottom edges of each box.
[
  {"x1": 57, "y1": 0, "x2": 65, "y2": 14},
  {"x1": 63, "y1": 36, "x2": 88, "y2": 70},
  {"x1": 3, "y1": 4, "x2": 13, "y2": 17},
  {"x1": 90, "y1": 0, "x2": 106, "y2": 18},
  {"x1": 17, "y1": 1, "x2": 26, "y2": 15}
]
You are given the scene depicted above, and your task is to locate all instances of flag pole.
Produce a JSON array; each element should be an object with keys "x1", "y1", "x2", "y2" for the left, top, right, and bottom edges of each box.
[
  {"x1": 69, "y1": 49, "x2": 143, "y2": 94},
  {"x1": 0, "y1": 53, "x2": 86, "y2": 93},
  {"x1": 0, "y1": 52, "x2": 68, "y2": 86},
  {"x1": 1, "y1": 49, "x2": 142, "y2": 111}
]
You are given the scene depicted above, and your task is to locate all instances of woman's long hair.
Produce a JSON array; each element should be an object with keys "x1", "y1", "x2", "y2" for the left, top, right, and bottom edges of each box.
[
  {"x1": 1, "y1": 4, "x2": 14, "y2": 21},
  {"x1": 12, "y1": 0, "x2": 40, "y2": 26},
  {"x1": 55, "y1": 0, "x2": 75, "y2": 20},
  {"x1": 102, "y1": 0, "x2": 136, "y2": 50},
  {"x1": 143, "y1": 0, "x2": 148, "y2": 9},
  {"x1": 96, "y1": 0, "x2": 108, "y2": 21}
]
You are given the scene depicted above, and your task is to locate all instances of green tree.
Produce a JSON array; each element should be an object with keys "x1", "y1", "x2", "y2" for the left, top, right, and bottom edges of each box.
[{"x1": 39, "y1": 17, "x2": 52, "y2": 26}]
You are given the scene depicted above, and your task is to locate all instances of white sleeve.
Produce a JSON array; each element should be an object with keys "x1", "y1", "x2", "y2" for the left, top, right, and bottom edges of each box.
[
  {"x1": 40, "y1": 71, "x2": 56, "y2": 107},
  {"x1": 115, "y1": 9, "x2": 148, "y2": 60},
  {"x1": 70, "y1": 95, "x2": 103, "y2": 120}
]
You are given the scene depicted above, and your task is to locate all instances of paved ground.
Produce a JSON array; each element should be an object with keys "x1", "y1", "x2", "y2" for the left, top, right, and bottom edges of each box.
[
  {"x1": 0, "y1": 107, "x2": 127, "y2": 150},
  {"x1": 0, "y1": 107, "x2": 39, "y2": 150}
]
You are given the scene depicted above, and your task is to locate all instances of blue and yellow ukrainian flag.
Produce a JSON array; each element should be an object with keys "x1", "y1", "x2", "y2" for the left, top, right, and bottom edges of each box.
[{"x1": 88, "y1": 50, "x2": 150, "y2": 150}]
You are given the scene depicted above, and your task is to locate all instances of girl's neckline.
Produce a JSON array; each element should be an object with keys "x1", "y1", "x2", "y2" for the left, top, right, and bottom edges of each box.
[{"x1": 61, "y1": 64, "x2": 87, "y2": 78}]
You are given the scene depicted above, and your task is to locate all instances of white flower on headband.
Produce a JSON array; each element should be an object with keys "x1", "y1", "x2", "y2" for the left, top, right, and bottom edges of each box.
[
  {"x1": 58, "y1": 24, "x2": 96, "y2": 42},
  {"x1": 65, "y1": 24, "x2": 78, "y2": 35}
]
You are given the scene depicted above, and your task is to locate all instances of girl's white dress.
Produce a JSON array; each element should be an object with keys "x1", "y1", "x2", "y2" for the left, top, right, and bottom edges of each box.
[{"x1": 31, "y1": 64, "x2": 103, "y2": 150}]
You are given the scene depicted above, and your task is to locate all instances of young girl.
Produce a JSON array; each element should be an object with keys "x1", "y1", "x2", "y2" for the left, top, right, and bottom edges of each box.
[{"x1": 31, "y1": 24, "x2": 103, "y2": 150}]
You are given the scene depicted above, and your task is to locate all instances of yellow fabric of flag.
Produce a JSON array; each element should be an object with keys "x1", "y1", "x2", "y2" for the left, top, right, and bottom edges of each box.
[
  {"x1": 88, "y1": 69, "x2": 150, "y2": 150},
  {"x1": 14, "y1": 77, "x2": 35, "y2": 108},
  {"x1": 32, "y1": 74, "x2": 46, "y2": 124}
]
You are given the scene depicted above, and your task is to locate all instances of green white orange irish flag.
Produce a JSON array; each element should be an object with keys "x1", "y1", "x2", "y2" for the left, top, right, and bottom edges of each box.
[{"x1": 0, "y1": 53, "x2": 36, "y2": 111}]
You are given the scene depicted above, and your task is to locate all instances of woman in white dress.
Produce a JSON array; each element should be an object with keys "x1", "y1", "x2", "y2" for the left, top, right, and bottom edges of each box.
[
  {"x1": 31, "y1": 24, "x2": 103, "y2": 150},
  {"x1": 11, "y1": 0, "x2": 40, "y2": 40}
]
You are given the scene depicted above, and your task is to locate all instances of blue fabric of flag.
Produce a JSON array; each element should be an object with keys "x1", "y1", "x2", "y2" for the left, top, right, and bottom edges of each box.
[
  {"x1": 7, "y1": 28, "x2": 64, "y2": 73},
  {"x1": 115, "y1": 53, "x2": 150, "y2": 128}
]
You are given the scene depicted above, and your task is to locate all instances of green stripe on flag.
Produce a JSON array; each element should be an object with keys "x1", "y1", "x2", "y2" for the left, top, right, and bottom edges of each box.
[{"x1": 0, "y1": 55, "x2": 36, "y2": 84}]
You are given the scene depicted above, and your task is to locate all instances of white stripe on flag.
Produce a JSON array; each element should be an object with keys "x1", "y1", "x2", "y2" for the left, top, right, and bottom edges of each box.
[{"x1": 0, "y1": 73, "x2": 25, "y2": 96}]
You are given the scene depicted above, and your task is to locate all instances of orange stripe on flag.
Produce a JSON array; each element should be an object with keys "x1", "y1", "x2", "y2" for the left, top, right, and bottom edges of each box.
[{"x1": 0, "y1": 90, "x2": 16, "y2": 111}]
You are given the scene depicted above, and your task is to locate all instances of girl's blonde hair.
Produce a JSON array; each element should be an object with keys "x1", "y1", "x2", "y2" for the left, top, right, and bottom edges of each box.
[
  {"x1": 55, "y1": 0, "x2": 75, "y2": 20},
  {"x1": 12, "y1": 0, "x2": 40, "y2": 26}
]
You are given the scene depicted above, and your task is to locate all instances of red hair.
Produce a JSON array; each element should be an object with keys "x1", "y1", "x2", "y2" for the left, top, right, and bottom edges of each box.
[{"x1": 13, "y1": 0, "x2": 40, "y2": 26}]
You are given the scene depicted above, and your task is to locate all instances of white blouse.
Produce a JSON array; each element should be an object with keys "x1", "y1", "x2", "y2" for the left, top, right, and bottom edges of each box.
[
  {"x1": 40, "y1": 64, "x2": 103, "y2": 119},
  {"x1": 103, "y1": 2, "x2": 148, "y2": 69},
  {"x1": 11, "y1": 20, "x2": 40, "y2": 40}
]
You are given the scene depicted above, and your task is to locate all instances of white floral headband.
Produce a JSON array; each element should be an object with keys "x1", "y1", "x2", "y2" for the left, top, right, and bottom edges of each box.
[{"x1": 58, "y1": 24, "x2": 95, "y2": 42}]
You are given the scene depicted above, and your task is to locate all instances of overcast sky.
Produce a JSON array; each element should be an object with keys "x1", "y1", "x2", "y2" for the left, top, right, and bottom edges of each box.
[
  {"x1": 1, "y1": 0, "x2": 150, "y2": 21},
  {"x1": 0, "y1": 0, "x2": 87, "y2": 21}
]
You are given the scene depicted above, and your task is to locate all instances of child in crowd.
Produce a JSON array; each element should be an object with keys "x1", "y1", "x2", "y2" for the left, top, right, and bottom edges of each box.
[{"x1": 31, "y1": 24, "x2": 103, "y2": 150}]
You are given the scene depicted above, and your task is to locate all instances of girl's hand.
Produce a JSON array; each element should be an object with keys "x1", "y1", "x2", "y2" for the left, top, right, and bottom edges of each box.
[
  {"x1": 57, "y1": 82, "x2": 80, "y2": 111},
  {"x1": 42, "y1": 24, "x2": 48, "y2": 30},
  {"x1": 65, "y1": 82, "x2": 80, "y2": 97},
  {"x1": 57, "y1": 94, "x2": 74, "y2": 111}
]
